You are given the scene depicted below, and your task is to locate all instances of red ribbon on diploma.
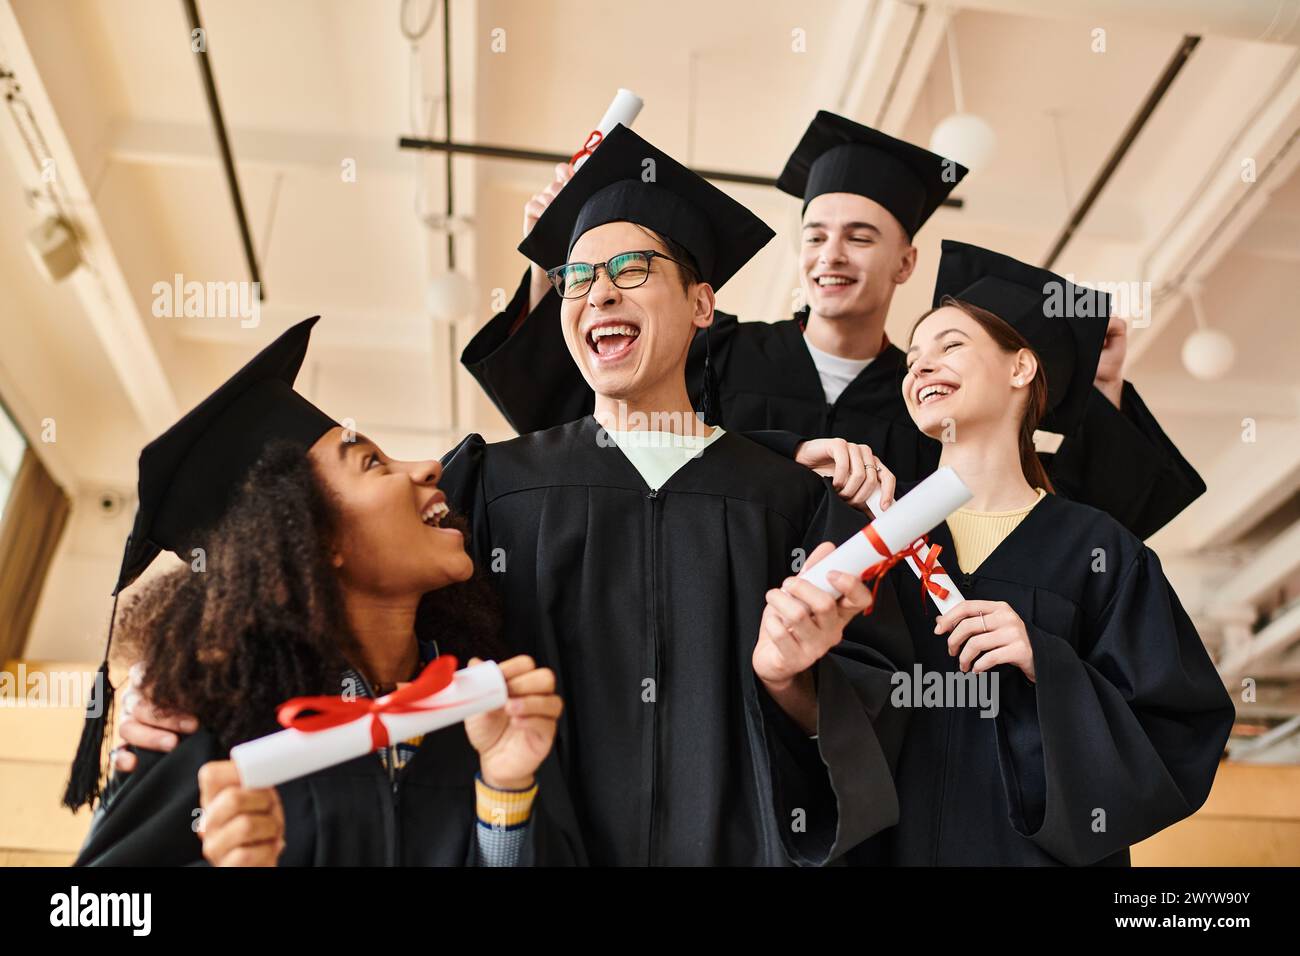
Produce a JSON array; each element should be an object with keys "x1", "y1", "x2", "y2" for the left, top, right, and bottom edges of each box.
[
  {"x1": 914, "y1": 542, "x2": 951, "y2": 603},
  {"x1": 570, "y1": 129, "x2": 603, "y2": 166},
  {"x1": 276, "y1": 654, "x2": 461, "y2": 751},
  {"x1": 857, "y1": 525, "x2": 951, "y2": 615}
]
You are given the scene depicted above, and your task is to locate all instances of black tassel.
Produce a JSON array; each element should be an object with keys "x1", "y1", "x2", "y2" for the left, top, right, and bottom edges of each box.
[
  {"x1": 699, "y1": 324, "x2": 723, "y2": 428},
  {"x1": 63, "y1": 593, "x2": 120, "y2": 811}
]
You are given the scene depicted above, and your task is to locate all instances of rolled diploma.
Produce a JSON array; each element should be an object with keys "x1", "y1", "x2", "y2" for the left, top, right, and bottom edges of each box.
[
  {"x1": 573, "y1": 88, "x2": 644, "y2": 170},
  {"x1": 230, "y1": 661, "x2": 508, "y2": 789},
  {"x1": 799, "y1": 467, "x2": 972, "y2": 607},
  {"x1": 863, "y1": 489, "x2": 965, "y2": 615}
]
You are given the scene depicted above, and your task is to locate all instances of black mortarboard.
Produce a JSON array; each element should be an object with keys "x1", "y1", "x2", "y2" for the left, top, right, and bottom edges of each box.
[
  {"x1": 114, "y1": 317, "x2": 338, "y2": 593},
  {"x1": 931, "y1": 240, "x2": 1109, "y2": 434},
  {"x1": 518, "y1": 123, "x2": 774, "y2": 290},
  {"x1": 65, "y1": 317, "x2": 338, "y2": 810},
  {"x1": 776, "y1": 111, "x2": 968, "y2": 238}
]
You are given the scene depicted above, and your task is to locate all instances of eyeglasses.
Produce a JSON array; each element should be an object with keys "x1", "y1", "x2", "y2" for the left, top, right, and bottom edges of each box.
[{"x1": 546, "y1": 250, "x2": 690, "y2": 299}]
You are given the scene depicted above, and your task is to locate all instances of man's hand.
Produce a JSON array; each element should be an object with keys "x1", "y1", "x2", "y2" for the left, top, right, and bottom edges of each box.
[
  {"x1": 794, "y1": 438, "x2": 896, "y2": 513},
  {"x1": 752, "y1": 542, "x2": 873, "y2": 733},
  {"x1": 523, "y1": 162, "x2": 575, "y2": 314},
  {"x1": 113, "y1": 662, "x2": 199, "y2": 773},
  {"x1": 197, "y1": 760, "x2": 285, "y2": 867},
  {"x1": 1094, "y1": 315, "x2": 1127, "y2": 409},
  {"x1": 753, "y1": 541, "x2": 873, "y2": 689},
  {"x1": 464, "y1": 655, "x2": 562, "y2": 792}
]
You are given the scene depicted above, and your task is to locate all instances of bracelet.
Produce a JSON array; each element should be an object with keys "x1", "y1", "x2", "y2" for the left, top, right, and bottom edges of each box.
[{"x1": 475, "y1": 773, "x2": 538, "y2": 829}]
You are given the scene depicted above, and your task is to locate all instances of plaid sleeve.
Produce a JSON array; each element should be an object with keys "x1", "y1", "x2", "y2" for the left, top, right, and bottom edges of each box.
[{"x1": 473, "y1": 774, "x2": 538, "y2": 867}]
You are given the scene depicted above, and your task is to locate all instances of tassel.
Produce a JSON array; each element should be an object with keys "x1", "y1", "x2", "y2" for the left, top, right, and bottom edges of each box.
[
  {"x1": 698, "y1": 324, "x2": 723, "y2": 427},
  {"x1": 63, "y1": 593, "x2": 120, "y2": 811}
]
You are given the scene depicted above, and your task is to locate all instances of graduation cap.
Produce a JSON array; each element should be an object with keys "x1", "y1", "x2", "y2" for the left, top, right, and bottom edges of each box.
[
  {"x1": 931, "y1": 240, "x2": 1110, "y2": 434},
  {"x1": 518, "y1": 123, "x2": 775, "y2": 290},
  {"x1": 64, "y1": 317, "x2": 339, "y2": 810},
  {"x1": 776, "y1": 110, "x2": 968, "y2": 239}
]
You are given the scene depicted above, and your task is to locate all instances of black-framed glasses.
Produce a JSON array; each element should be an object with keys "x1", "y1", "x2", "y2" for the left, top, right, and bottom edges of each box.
[{"x1": 545, "y1": 250, "x2": 688, "y2": 299}]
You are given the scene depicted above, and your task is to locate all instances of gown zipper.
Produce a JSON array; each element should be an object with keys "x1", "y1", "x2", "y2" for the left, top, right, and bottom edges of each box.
[
  {"x1": 645, "y1": 486, "x2": 661, "y2": 865},
  {"x1": 935, "y1": 572, "x2": 975, "y2": 864}
]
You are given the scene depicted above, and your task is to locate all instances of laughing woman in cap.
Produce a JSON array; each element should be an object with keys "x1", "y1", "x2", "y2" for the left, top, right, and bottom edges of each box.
[
  {"x1": 67, "y1": 319, "x2": 581, "y2": 866},
  {"x1": 857, "y1": 241, "x2": 1234, "y2": 865}
]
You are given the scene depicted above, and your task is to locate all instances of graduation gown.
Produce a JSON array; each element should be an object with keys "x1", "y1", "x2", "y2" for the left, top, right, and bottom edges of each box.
[
  {"x1": 74, "y1": 724, "x2": 584, "y2": 866},
  {"x1": 437, "y1": 416, "x2": 910, "y2": 866},
  {"x1": 859, "y1": 491, "x2": 1233, "y2": 866},
  {"x1": 461, "y1": 271, "x2": 1205, "y2": 538}
]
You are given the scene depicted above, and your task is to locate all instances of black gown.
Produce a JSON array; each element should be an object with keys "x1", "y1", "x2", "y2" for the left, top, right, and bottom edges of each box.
[
  {"x1": 461, "y1": 271, "x2": 1205, "y2": 539},
  {"x1": 74, "y1": 722, "x2": 585, "y2": 866},
  {"x1": 856, "y1": 490, "x2": 1234, "y2": 866},
  {"x1": 437, "y1": 416, "x2": 911, "y2": 866}
]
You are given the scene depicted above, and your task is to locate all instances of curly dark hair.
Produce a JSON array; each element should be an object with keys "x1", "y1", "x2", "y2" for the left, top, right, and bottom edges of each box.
[{"x1": 116, "y1": 440, "x2": 505, "y2": 748}]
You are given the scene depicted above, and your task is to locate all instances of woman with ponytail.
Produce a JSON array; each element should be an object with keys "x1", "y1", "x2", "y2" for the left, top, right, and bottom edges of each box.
[{"x1": 856, "y1": 242, "x2": 1234, "y2": 866}]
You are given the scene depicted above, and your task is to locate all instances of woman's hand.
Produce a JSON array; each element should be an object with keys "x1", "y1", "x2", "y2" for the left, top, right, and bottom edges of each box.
[
  {"x1": 794, "y1": 438, "x2": 896, "y2": 513},
  {"x1": 464, "y1": 655, "x2": 562, "y2": 791},
  {"x1": 113, "y1": 662, "x2": 199, "y2": 773},
  {"x1": 197, "y1": 760, "x2": 284, "y2": 867},
  {"x1": 935, "y1": 599, "x2": 1036, "y2": 682},
  {"x1": 752, "y1": 541, "x2": 874, "y2": 689}
]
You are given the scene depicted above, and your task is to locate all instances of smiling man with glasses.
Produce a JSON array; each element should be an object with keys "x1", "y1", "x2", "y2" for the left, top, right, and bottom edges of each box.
[{"x1": 434, "y1": 123, "x2": 910, "y2": 865}]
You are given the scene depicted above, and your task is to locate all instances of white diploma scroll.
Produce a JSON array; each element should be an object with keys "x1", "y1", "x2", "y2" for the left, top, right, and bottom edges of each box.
[
  {"x1": 230, "y1": 661, "x2": 508, "y2": 788},
  {"x1": 573, "y1": 88, "x2": 644, "y2": 170},
  {"x1": 799, "y1": 467, "x2": 972, "y2": 612},
  {"x1": 863, "y1": 488, "x2": 966, "y2": 615}
]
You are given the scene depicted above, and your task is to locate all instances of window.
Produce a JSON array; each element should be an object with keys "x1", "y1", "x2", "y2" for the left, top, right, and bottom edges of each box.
[{"x1": 0, "y1": 402, "x2": 25, "y2": 524}]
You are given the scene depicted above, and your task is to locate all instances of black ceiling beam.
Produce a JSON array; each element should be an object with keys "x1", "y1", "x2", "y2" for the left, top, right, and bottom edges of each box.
[
  {"x1": 182, "y1": 0, "x2": 263, "y2": 299},
  {"x1": 1041, "y1": 35, "x2": 1201, "y2": 269},
  {"x1": 398, "y1": 135, "x2": 964, "y2": 209}
]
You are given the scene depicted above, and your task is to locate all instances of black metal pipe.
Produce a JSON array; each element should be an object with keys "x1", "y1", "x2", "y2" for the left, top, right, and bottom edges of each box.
[
  {"x1": 441, "y1": 0, "x2": 458, "y2": 432},
  {"x1": 442, "y1": 0, "x2": 455, "y2": 271},
  {"x1": 1041, "y1": 35, "x2": 1200, "y2": 269},
  {"x1": 182, "y1": 0, "x2": 263, "y2": 298},
  {"x1": 399, "y1": 134, "x2": 964, "y2": 207}
]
